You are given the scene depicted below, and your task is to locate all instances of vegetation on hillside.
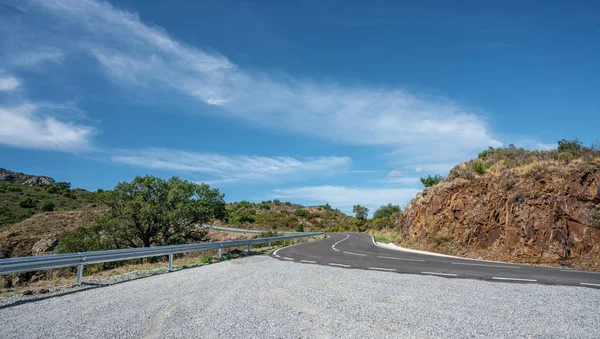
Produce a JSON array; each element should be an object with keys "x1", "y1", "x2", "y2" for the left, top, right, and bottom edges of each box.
[{"x1": 0, "y1": 181, "x2": 97, "y2": 228}]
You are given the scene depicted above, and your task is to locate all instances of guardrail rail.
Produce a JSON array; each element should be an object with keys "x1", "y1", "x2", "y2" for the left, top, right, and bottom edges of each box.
[{"x1": 0, "y1": 232, "x2": 325, "y2": 284}]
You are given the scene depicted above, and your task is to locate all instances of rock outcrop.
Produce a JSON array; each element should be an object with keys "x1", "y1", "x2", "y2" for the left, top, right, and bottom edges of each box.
[
  {"x1": 396, "y1": 159, "x2": 600, "y2": 270},
  {"x1": 0, "y1": 168, "x2": 55, "y2": 186}
]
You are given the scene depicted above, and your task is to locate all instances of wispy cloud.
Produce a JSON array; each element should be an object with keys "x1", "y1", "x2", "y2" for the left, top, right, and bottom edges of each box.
[
  {"x1": 11, "y1": 48, "x2": 65, "y2": 67},
  {"x1": 0, "y1": 74, "x2": 20, "y2": 92},
  {"x1": 271, "y1": 185, "x2": 422, "y2": 214},
  {"x1": 111, "y1": 149, "x2": 351, "y2": 184},
  {"x1": 0, "y1": 103, "x2": 95, "y2": 151},
  {"x1": 388, "y1": 170, "x2": 404, "y2": 177},
  {"x1": 18, "y1": 0, "x2": 500, "y2": 165}
]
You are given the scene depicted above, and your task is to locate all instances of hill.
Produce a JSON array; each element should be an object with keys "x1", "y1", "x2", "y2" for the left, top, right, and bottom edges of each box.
[
  {"x1": 393, "y1": 141, "x2": 600, "y2": 270},
  {"x1": 0, "y1": 169, "x2": 98, "y2": 228},
  {"x1": 225, "y1": 200, "x2": 357, "y2": 232}
]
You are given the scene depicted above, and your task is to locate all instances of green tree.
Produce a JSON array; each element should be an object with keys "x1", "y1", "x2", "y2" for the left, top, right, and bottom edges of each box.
[
  {"x1": 420, "y1": 174, "x2": 443, "y2": 188},
  {"x1": 89, "y1": 176, "x2": 226, "y2": 248},
  {"x1": 353, "y1": 204, "x2": 369, "y2": 220},
  {"x1": 41, "y1": 200, "x2": 55, "y2": 212},
  {"x1": 557, "y1": 138, "x2": 583, "y2": 154},
  {"x1": 373, "y1": 203, "x2": 401, "y2": 220}
]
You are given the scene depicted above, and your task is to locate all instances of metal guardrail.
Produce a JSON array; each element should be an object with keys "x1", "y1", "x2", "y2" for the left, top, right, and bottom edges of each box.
[
  {"x1": 0, "y1": 232, "x2": 325, "y2": 284},
  {"x1": 200, "y1": 224, "x2": 305, "y2": 235}
]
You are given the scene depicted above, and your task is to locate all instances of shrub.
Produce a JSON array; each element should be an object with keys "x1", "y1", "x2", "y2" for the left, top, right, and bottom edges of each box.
[
  {"x1": 373, "y1": 203, "x2": 401, "y2": 219},
  {"x1": 558, "y1": 152, "x2": 575, "y2": 164},
  {"x1": 41, "y1": 200, "x2": 55, "y2": 212},
  {"x1": 294, "y1": 209, "x2": 308, "y2": 217},
  {"x1": 323, "y1": 203, "x2": 333, "y2": 211},
  {"x1": 420, "y1": 175, "x2": 443, "y2": 187},
  {"x1": 434, "y1": 234, "x2": 454, "y2": 245},
  {"x1": 472, "y1": 160, "x2": 490, "y2": 175},
  {"x1": 18, "y1": 197, "x2": 36, "y2": 208},
  {"x1": 45, "y1": 185, "x2": 58, "y2": 194},
  {"x1": 478, "y1": 146, "x2": 498, "y2": 159},
  {"x1": 56, "y1": 227, "x2": 108, "y2": 253},
  {"x1": 296, "y1": 224, "x2": 305, "y2": 232}
]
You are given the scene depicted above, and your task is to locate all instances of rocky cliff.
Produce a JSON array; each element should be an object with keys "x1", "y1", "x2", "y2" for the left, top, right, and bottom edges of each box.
[
  {"x1": 395, "y1": 147, "x2": 600, "y2": 270},
  {"x1": 0, "y1": 168, "x2": 55, "y2": 186}
]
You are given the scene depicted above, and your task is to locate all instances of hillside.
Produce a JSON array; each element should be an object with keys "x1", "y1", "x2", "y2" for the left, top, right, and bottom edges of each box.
[
  {"x1": 0, "y1": 168, "x2": 97, "y2": 228},
  {"x1": 225, "y1": 200, "x2": 357, "y2": 232},
  {"x1": 394, "y1": 141, "x2": 600, "y2": 270}
]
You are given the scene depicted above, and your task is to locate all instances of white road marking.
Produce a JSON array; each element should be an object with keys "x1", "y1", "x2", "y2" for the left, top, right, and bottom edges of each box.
[
  {"x1": 491, "y1": 277, "x2": 537, "y2": 282},
  {"x1": 451, "y1": 262, "x2": 519, "y2": 268},
  {"x1": 421, "y1": 272, "x2": 458, "y2": 277},
  {"x1": 343, "y1": 251, "x2": 367, "y2": 256},
  {"x1": 561, "y1": 270, "x2": 600, "y2": 274},
  {"x1": 282, "y1": 257, "x2": 294, "y2": 261},
  {"x1": 329, "y1": 263, "x2": 351, "y2": 268},
  {"x1": 378, "y1": 256, "x2": 425, "y2": 262},
  {"x1": 274, "y1": 255, "x2": 280, "y2": 258},
  {"x1": 331, "y1": 234, "x2": 350, "y2": 252},
  {"x1": 580, "y1": 282, "x2": 600, "y2": 287},
  {"x1": 368, "y1": 267, "x2": 396, "y2": 272},
  {"x1": 272, "y1": 248, "x2": 283, "y2": 256},
  {"x1": 300, "y1": 260, "x2": 316, "y2": 264}
]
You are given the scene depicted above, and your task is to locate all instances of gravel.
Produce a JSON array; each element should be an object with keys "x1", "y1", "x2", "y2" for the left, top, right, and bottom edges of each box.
[{"x1": 1, "y1": 256, "x2": 599, "y2": 338}]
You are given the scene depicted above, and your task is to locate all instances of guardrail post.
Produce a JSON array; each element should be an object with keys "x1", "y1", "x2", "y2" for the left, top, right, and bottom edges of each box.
[
  {"x1": 268, "y1": 240, "x2": 271, "y2": 249},
  {"x1": 247, "y1": 244, "x2": 251, "y2": 254},
  {"x1": 76, "y1": 264, "x2": 84, "y2": 285},
  {"x1": 218, "y1": 248, "x2": 222, "y2": 259},
  {"x1": 283, "y1": 239, "x2": 286, "y2": 246},
  {"x1": 168, "y1": 254, "x2": 173, "y2": 271}
]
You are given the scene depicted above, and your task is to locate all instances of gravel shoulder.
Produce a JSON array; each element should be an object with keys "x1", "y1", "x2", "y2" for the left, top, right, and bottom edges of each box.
[{"x1": 1, "y1": 256, "x2": 599, "y2": 338}]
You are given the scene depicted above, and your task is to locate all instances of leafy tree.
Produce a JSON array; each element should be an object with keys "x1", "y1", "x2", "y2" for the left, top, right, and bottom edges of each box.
[
  {"x1": 323, "y1": 203, "x2": 332, "y2": 211},
  {"x1": 420, "y1": 174, "x2": 443, "y2": 188},
  {"x1": 18, "y1": 197, "x2": 36, "y2": 208},
  {"x1": 55, "y1": 182, "x2": 71, "y2": 191},
  {"x1": 41, "y1": 200, "x2": 55, "y2": 212},
  {"x1": 88, "y1": 176, "x2": 226, "y2": 248},
  {"x1": 558, "y1": 139, "x2": 583, "y2": 154},
  {"x1": 353, "y1": 204, "x2": 369, "y2": 220},
  {"x1": 373, "y1": 203, "x2": 401, "y2": 220}
]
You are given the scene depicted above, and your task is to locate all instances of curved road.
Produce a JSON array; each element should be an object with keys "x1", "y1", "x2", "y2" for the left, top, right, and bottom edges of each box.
[{"x1": 273, "y1": 233, "x2": 600, "y2": 288}]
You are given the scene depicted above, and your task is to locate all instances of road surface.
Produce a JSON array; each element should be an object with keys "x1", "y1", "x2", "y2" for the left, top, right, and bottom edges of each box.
[{"x1": 273, "y1": 233, "x2": 600, "y2": 288}]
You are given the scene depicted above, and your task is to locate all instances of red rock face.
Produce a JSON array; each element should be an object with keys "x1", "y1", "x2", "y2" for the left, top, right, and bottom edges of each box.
[{"x1": 396, "y1": 165, "x2": 600, "y2": 269}]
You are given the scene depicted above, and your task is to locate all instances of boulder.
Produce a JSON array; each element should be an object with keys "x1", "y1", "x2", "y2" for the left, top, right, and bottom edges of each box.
[{"x1": 31, "y1": 237, "x2": 59, "y2": 256}]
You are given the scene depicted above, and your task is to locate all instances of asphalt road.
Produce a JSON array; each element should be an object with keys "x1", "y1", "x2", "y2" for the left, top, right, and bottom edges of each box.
[
  {"x1": 273, "y1": 233, "x2": 600, "y2": 288},
  {"x1": 2, "y1": 256, "x2": 599, "y2": 338}
]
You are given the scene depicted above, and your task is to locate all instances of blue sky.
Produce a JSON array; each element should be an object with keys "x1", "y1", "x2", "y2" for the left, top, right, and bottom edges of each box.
[{"x1": 0, "y1": 0, "x2": 598, "y2": 214}]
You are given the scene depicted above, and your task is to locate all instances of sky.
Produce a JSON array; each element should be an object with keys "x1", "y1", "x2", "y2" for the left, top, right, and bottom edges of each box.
[{"x1": 0, "y1": 0, "x2": 598, "y2": 215}]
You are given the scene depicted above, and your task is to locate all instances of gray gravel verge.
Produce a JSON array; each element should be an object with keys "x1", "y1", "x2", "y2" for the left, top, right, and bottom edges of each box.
[{"x1": 1, "y1": 256, "x2": 599, "y2": 338}]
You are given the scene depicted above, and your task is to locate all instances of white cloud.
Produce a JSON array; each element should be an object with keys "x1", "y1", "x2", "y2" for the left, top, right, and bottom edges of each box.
[
  {"x1": 11, "y1": 48, "x2": 65, "y2": 66},
  {"x1": 0, "y1": 74, "x2": 20, "y2": 91},
  {"x1": 22, "y1": 0, "x2": 501, "y2": 165},
  {"x1": 415, "y1": 166, "x2": 423, "y2": 172},
  {"x1": 0, "y1": 103, "x2": 95, "y2": 151},
  {"x1": 271, "y1": 185, "x2": 422, "y2": 214},
  {"x1": 388, "y1": 170, "x2": 403, "y2": 177},
  {"x1": 111, "y1": 149, "x2": 351, "y2": 184}
]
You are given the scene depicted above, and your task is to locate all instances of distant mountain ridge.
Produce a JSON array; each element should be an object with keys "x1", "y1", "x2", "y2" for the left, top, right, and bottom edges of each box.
[{"x1": 0, "y1": 168, "x2": 55, "y2": 186}]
